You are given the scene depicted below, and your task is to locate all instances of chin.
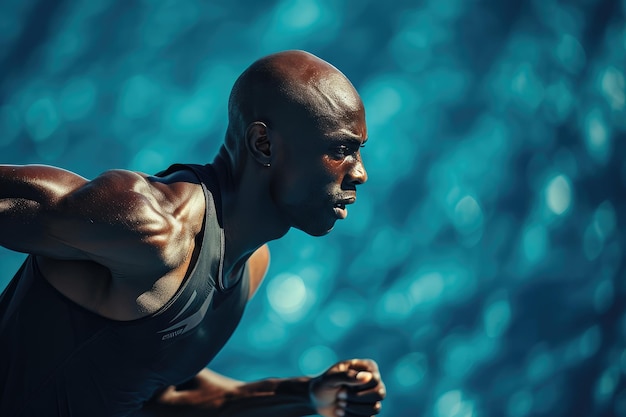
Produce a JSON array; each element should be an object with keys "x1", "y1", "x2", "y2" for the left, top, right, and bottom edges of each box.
[
  {"x1": 306, "y1": 227, "x2": 334, "y2": 237},
  {"x1": 297, "y1": 220, "x2": 336, "y2": 237}
]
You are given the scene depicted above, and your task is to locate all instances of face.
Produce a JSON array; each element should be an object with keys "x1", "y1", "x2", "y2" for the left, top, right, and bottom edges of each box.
[{"x1": 268, "y1": 102, "x2": 368, "y2": 236}]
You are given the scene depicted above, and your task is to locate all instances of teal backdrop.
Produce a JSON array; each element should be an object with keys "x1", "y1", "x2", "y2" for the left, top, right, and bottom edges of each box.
[{"x1": 0, "y1": 1, "x2": 625, "y2": 416}]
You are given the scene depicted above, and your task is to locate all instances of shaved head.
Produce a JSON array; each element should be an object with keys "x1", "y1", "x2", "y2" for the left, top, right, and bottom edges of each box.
[
  {"x1": 223, "y1": 50, "x2": 365, "y2": 172},
  {"x1": 214, "y1": 50, "x2": 368, "y2": 237}
]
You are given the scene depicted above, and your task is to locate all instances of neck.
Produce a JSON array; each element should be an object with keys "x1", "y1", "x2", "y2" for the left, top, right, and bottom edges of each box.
[{"x1": 211, "y1": 150, "x2": 290, "y2": 275}]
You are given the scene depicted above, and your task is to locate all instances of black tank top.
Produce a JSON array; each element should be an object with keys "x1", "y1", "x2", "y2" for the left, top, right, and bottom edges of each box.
[{"x1": 0, "y1": 164, "x2": 250, "y2": 417}]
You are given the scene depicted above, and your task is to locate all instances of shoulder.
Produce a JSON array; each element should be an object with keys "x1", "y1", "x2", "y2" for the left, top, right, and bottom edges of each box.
[
  {"x1": 70, "y1": 168, "x2": 202, "y2": 225},
  {"x1": 57, "y1": 168, "x2": 206, "y2": 274},
  {"x1": 247, "y1": 244, "x2": 270, "y2": 300}
]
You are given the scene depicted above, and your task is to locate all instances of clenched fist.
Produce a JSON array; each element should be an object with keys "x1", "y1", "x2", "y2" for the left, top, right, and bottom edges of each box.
[{"x1": 309, "y1": 359, "x2": 386, "y2": 417}]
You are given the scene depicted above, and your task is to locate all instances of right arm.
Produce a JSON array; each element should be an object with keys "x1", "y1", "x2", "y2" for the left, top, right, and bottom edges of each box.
[{"x1": 0, "y1": 164, "x2": 190, "y2": 278}]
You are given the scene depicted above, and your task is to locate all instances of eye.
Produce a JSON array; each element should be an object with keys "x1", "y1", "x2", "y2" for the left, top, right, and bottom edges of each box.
[
  {"x1": 335, "y1": 145, "x2": 349, "y2": 156},
  {"x1": 331, "y1": 142, "x2": 363, "y2": 159}
]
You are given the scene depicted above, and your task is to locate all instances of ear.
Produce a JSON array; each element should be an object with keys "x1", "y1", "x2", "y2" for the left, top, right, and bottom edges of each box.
[{"x1": 245, "y1": 122, "x2": 272, "y2": 166}]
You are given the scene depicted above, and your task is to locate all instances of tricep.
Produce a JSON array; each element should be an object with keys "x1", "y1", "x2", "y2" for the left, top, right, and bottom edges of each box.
[{"x1": 0, "y1": 166, "x2": 189, "y2": 277}]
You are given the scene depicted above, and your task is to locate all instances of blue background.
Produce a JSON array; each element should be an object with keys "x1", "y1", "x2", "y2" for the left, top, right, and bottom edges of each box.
[{"x1": 1, "y1": 0, "x2": 625, "y2": 416}]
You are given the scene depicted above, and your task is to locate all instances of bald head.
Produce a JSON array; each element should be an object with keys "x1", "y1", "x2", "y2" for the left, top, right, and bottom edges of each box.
[
  {"x1": 223, "y1": 50, "x2": 365, "y2": 170},
  {"x1": 216, "y1": 51, "x2": 368, "y2": 237}
]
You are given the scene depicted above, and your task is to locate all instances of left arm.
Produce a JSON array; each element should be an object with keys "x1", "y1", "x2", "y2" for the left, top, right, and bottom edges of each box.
[
  {"x1": 137, "y1": 367, "x2": 316, "y2": 417},
  {"x1": 138, "y1": 360, "x2": 384, "y2": 417},
  {"x1": 136, "y1": 245, "x2": 385, "y2": 417}
]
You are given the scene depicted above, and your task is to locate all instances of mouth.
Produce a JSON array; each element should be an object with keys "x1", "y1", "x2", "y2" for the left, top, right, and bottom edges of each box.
[{"x1": 333, "y1": 197, "x2": 356, "y2": 219}]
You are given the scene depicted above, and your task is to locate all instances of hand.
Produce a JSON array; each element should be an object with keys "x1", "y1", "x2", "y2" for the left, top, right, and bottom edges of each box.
[{"x1": 309, "y1": 359, "x2": 386, "y2": 417}]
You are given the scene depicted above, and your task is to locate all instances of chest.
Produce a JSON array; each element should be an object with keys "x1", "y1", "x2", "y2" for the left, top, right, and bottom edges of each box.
[
  {"x1": 109, "y1": 269, "x2": 250, "y2": 385},
  {"x1": 47, "y1": 265, "x2": 252, "y2": 404}
]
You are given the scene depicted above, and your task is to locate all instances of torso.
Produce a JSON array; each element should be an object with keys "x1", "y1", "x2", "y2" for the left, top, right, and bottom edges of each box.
[
  {"x1": 0, "y1": 163, "x2": 261, "y2": 417},
  {"x1": 36, "y1": 254, "x2": 195, "y2": 321}
]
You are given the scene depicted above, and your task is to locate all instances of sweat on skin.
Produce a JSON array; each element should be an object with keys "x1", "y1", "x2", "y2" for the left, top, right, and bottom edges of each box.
[{"x1": 0, "y1": 50, "x2": 385, "y2": 417}]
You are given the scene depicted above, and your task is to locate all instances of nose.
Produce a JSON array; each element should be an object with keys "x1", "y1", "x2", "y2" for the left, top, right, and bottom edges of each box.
[{"x1": 348, "y1": 157, "x2": 368, "y2": 185}]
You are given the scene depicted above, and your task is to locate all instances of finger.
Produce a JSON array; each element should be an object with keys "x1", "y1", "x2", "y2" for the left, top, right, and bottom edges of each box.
[
  {"x1": 322, "y1": 369, "x2": 374, "y2": 388},
  {"x1": 345, "y1": 360, "x2": 382, "y2": 387},
  {"x1": 342, "y1": 400, "x2": 383, "y2": 416},
  {"x1": 346, "y1": 359, "x2": 380, "y2": 374},
  {"x1": 342, "y1": 384, "x2": 386, "y2": 403},
  {"x1": 343, "y1": 375, "x2": 384, "y2": 394}
]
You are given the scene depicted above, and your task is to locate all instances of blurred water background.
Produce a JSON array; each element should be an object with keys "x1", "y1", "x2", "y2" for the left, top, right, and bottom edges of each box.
[{"x1": 0, "y1": 0, "x2": 625, "y2": 416}]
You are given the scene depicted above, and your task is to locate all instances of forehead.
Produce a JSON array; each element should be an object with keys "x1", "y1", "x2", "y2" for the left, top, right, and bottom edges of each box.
[
  {"x1": 313, "y1": 111, "x2": 367, "y2": 142},
  {"x1": 266, "y1": 56, "x2": 367, "y2": 142},
  {"x1": 308, "y1": 73, "x2": 363, "y2": 114},
  {"x1": 300, "y1": 74, "x2": 366, "y2": 136}
]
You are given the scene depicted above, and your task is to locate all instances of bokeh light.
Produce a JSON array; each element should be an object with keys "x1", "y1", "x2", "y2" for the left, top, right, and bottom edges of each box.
[{"x1": 1, "y1": 1, "x2": 625, "y2": 416}]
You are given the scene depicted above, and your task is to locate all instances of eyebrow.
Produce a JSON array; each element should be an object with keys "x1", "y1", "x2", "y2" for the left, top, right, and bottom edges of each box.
[{"x1": 327, "y1": 133, "x2": 368, "y2": 146}]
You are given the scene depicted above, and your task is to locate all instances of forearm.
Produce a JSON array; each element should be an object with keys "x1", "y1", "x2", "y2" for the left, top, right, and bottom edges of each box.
[
  {"x1": 137, "y1": 369, "x2": 317, "y2": 417},
  {"x1": 218, "y1": 377, "x2": 316, "y2": 417}
]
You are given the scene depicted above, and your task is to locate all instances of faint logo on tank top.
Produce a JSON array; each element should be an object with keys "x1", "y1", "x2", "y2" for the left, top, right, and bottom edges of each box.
[{"x1": 157, "y1": 288, "x2": 214, "y2": 340}]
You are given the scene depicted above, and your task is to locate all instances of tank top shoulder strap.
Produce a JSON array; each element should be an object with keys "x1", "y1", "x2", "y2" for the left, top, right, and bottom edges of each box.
[{"x1": 154, "y1": 163, "x2": 235, "y2": 292}]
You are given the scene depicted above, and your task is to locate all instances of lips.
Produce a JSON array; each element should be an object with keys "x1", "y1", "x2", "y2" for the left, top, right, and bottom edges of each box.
[
  {"x1": 333, "y1": 196, "x2": 356, "y2": 219},
  {"x1": 333, "y1": 205, "x2": 347, "y2": 219}
]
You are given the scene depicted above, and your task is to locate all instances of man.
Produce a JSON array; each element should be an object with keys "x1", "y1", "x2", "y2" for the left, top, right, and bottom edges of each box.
[{"x1": 0, "y1": 50, "x2": 385, "y2": 417}]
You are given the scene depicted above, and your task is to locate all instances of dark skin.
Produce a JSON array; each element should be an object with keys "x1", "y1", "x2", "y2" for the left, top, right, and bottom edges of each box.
[{"x1": 0, "y1": 50, "x2": 385, "y2": 416}]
